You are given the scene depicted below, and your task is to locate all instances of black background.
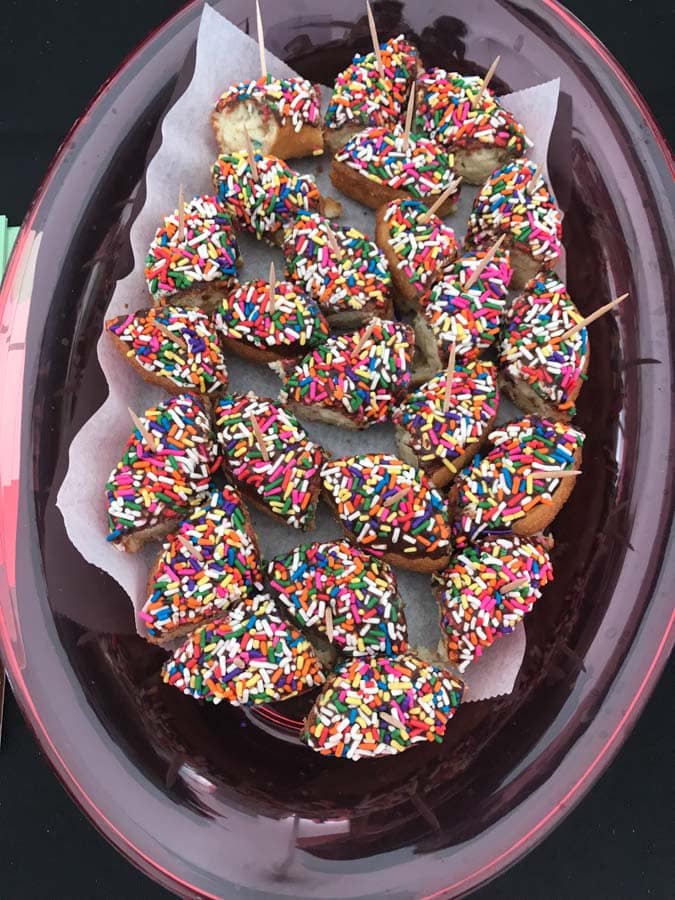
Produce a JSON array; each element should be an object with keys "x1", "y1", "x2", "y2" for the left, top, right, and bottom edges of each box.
[{"x1": 0, "y1": 1, "x2": 673, "y2": 897}]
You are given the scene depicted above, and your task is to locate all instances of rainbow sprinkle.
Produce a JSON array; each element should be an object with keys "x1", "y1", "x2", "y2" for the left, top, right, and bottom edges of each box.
[
  {"x1": 268, "y1": 540, "x2": 408, "y2": 656},
  {"x1": 140, "y1": 488, "x2": 263, "y2": 642},
  {"x1": 325, "y1": 35, "x2": 418, "y2": 133},
  {"x1": 381, "y1": 198, "x2": 458, "y2": 295},
  {"x1": 214, "y1": 75, "x2": 322, "y2": 132},
  {"x1": 302, "y1": 654, "x2": 464, "y2": 760},
  {"x1": 466, "y1": 158, "x2": 562, "y2": 267},
  {"x1": 276, "y1": 319, "x2": 413, "y2": 428},
  {"x1": 107, "y1": 307, "x2": 228, "y2": 395},
  {"x1": 145, "y1": 194, "x2": 238, "y2": 303},
  {"x1": 334, "y1": 126, "x2": 460, "y2": 202},
  {"x1": 433, "y1": 534, "x2": 554, "y2": 671},
  {"x1": 214, "y1": 278, "x2": 329, "y2": 358},
  {"x1": 162, "y1": 595, "x2": 325, "y2": 706},
  {"x1": 282, "y1": 212, "x2": 391, "y2": 319},
  {"x1": 212, "y1": 152, "x2": 321, "y2": 240},
  {"x1": 454, "y1": 416, "x2": 585, "y2": 539},
  {"x1": 416, "y1": 69, "x2": 526, "y2": 154},
  {"x1": 393, "y1": 359, "x2": 499, "y2": 479},
  {"x1": 105, "y1": 395, "x2": 217, "y2": 548},
  {"x1": 419, "y1": 248, "x2": 513, "y2": 362},
  {"x1": 214, "y1": 393, "x2": 324, "y2": 530},
  {"x1": 321, "y1": 454, "x2": 451, "y2": 562},
  {"x1": 499, "y1": 273, "x2": 588, "y2": 416}
]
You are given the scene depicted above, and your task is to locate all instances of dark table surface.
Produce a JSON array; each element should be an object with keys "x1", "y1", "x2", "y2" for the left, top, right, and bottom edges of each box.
[{"x1": 1, "y1": 1, "x2": 673, "y2": 897}]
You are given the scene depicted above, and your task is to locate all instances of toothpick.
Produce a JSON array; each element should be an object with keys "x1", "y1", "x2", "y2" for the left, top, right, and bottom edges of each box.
[
  {"x1": 256, "y1": 0, "x2": 267, "y2": 79},
  {"x1": 325, "y1": 607, "x2": 334, "y2": 643},
  {"x1": 268, "y1": 261, "x2": 276, "y2": 314},
  {"x1": 531, "y1": 469, "x2": 582, "y2": 479},
  {"x1": 418, "y1": 178, "x2": 463, "y2": 224},
  {"x1": 326, "y1": 227, "x2": 342, "y2": 260},
  {"x1": 177, "y1": 185, "x2": 186, "y2": 242},
  {"x1": 354, "y1": 321, "x2": 374, "y2": 354},
  {"x1": 464, "y1": 235, "x2": 505, "y2": 291},
  {"x1": 250, "y1": 415, "x2": 270, "y2": 461},
  {"x1": 472, "y1": 55, "x2": 501, "y2": 108},
  {"x1": 128, "y1": 408, "x2": 157, "y2": 453},
  {"x1": 366, "y1": 1, "x2": 384, "y2": 78},
  {"x1": 155, "y1": 321, "x2": 187, "y2": 350},
  {"x1": 243, "y1": 125, "x2": 259, "y2": 179},
  {"x1": 501, "y1": 577, "x2": 529, "y2": 594},
  {"x1": 383, "y1": 486, "x2": 410, "y2": 508},
  {"x1": 526, "y1": 162, "x2": 543, "y2": 195},
  {"x1": 559, "y1": 293, "x2": 629, "y2": 342},
  {"x1": 402, "y1": 84, "x2": 416, "y2": 155},
  {"x1": 380, "y1": 710, "x2": 405, "y2": 730},
  {"x1": 443, "y1": 343, "x2": 457, "y2": 413},
  {"x1": 177, "y1": 532, "x2": 203, "y2": 561}
]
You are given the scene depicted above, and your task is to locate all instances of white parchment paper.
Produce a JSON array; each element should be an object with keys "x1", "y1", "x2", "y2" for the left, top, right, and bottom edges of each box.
[{"x1": 57, "y1": 3, "x2": 561, "y2": 701}]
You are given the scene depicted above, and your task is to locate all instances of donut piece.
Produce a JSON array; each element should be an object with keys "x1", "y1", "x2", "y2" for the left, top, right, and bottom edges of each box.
[
  {"x1": 214, "y1": 278, "x2": 329, "y2": 363},
  {"x1": 268, "y1": 540, "x2": 408, "y2": 657},
  {"x1": 324, "y1": 35, "x2": 419, "y2": 153},
  {"x1": 145, "y1": 194, "x2": 239, "y2": 311},
  {"x1": 212, "y1": 75, "x2": 323, "y2": 159},
  {"x1": 140, "y1": 488, "x2": 263, "y2": 645},
  {"x1": 106, "y1": 307, "x2": 228, "y2": 397},
  {"x1": 331, "y1": 126, "x2": 461, "y2": 213},
  {"x1": 393, "y1": 359, "x2": 499, "y2": 489},
  {"x1": 375, "y1": 198, "x2": 458, "y2": 309},
  {"x1": 302, "y1": 654, "x2": 463, "y2": 760},
  {"x1": 499, "y1": 273, "x2": 589, "y2": 421},
  {"x1": 214, "y1": 393, "x2": 324, "y2": 530},
  {"x1": 466, "y1": 158, "x2": 562, "y2": 287},
  {"x1": 162, "y1": 595, "x2": 324, "y2": 706},
  {"x1": 451, "y1": 416, "x2": 585, "y2": 540},
  {"x1": 321, "y1": 454, "x2": 451, "y2": 572},
  {"x1": 212, "y1": 151, "x2": 323, "y2": 242},
  {"x1": 105, "y1": 395, "x2": 216, "y2": 552},
  {"x1": 275, "y1": 319, "x2": 414, "y2": 430},
  {"x1": 282, "y1": 212, "x2": 393, "y2": 327},
  {"x1": 413, "y1": 248, "x2": 512, "y2": 381},
  {"x1": 433, "y1": 533, "x2": 554, "y2": 671},
  {"x1": 415, "y1": 69, "x2": 527, "y2": 184}
]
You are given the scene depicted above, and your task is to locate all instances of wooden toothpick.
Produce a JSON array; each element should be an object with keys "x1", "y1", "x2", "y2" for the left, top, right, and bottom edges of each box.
[
  {"x1": 418, "y1": 178, "x2": 463, "y2": 224},
  {"x1": 559, "y1": 293, "x2": 629, "y2": 342},
  {"x1": 383, "y1": 486, "x2": 410, "y2": 508},
  {"x1": 177, "y1": 184, "x2": 186, "y2": 242},
  {"x1": 443, "y1": 343, "x2": 457, "y2": 413},
  {"x1": 501, "y1": 577, "x2": 529, "y2": 594},
  {"x1": 177, "y1": 532, "x2": 203, "y2": 561},
  {"x1": 354, "y1": 321, "x2": 375, "y2": 354},
  {"x1": 243, "y1": 125, "x2": 259, "y2": 179},
  {"x1": 250, "y1": 414, "x2": 270, "y2": 461},
  {"x1": 531, "y1": 469, "x2": 582, "y2": 479},
  {"x1": 380, "y1": 710, "x2": 405, "y2": 730},
  {"x1": 325, "y1": 607, "x2": 334, "y2": 643},
  {"x1": 402, "y1": 84, "x2": 416, "y2": 155},
  {"x1": 526, "y1": 162, "x2": 543, "y2": 195},
  {"x1": 366, "y1": 1, "x2": 384, "y2": 78},
  {"x1": 472, "y1": 55, "x2": 501, "y2": 108},
  {"x1": 155, "y1": 321, "x2": 188, "y2": 350},
  {"x1": 128, "y1": 407, "x2": 157, "y2": 453},
  {"x1": 326, "y1": 227, "x2": 343, "y2": 260},
  {"x1": 268, "y1": 261, "x2": 276, "y2": 314},
  {"x1": 464, "y1": 235, "x2": 506, "y2": 291},
  {"x1": 256, "y1": 0, "x2": 267, "y2": 79}
]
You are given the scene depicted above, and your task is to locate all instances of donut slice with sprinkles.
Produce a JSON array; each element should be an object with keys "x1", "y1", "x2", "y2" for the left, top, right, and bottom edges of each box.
[
  {"x1": 324, "y1": 35, "x2": 419, "y2": 151},
  {"x1": 393, "y1": 359, "x2": 499, "y2": 489},
  {"x1": 414, "y1": 247, "x2": 512, "y2": 378},
  {"x1": 465, "y1": 158, "x2": 562, "y2": 287},
  {"x1": 212, "y1": 75, "x2": 323, "y2": 159},
  {"x1": 106, "y1": 394, "x2": 217, "y2": 552},
  {"x1": 452, "y1": 416, "x2": 585, "y2": 540},
  {"x1": 145, "y1": 194, "x2": 238, "y2": 311},
  {"x1": 212, "y1": 152, "x2": 322, "y2": 241},
  {"x1": 106, "y1": 307, "x2": 228, "y2": 396},
  {"x1": 375, "y1": 198, "x2": 459, "y2": 309},
  {"x1": 214, "y1": 278, "x2": 330, "y2": 363},
  {"x1": 331, "y1": 126, "x2": 461, "y2": 213},
  {"x1": 321, "y1": 454, "x2": 451, "y2": 572},
  {"x1": 433, "y1": 533, "x2": 554, "y2": 671},
  {"x1": 214, "y1": 393, "x2": 325, "y2": 530},
  {"x1": 415, "y1": 69, "x2": 527, "y2": 184},
  {"x1": 268, "y1": 540, "x2": 408, "y2": 656},
  {"x1": 499, "y1": 273, "x2": 589, "y2": 420},
  {"x1": 282, "y1": 212, "x2": 393, "y2": 327},
  {"x1": 162, "y1": 595, "x2": 325, "y2": 706},
  {"x1": 275, "y1": 319, "x2": 414, "y2": 430},
  {"x1": 302, "y1": 654, "x2": 464, "y2": 760},
  {"x1": 140, "y1": 488, "x2": 263, "y2": 644}
]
